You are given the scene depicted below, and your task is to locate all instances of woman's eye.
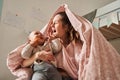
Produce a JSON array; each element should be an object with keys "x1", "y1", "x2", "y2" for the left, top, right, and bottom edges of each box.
[{"x1": 54, "y1": 23, "x2": 58, "y2": 25}]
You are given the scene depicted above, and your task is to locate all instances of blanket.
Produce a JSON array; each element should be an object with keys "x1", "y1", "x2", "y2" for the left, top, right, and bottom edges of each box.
[{"x1": 7, "y1": 44, "x2": 33, "y2": 80}]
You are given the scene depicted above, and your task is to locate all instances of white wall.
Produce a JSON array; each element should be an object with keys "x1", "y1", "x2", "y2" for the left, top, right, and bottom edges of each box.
[
  {"x1": 0, "y1": 0, "x2": 116, "y2": 80},
  {"x1": 0, "y1": 0, "x2": 42, "y2": 80}
]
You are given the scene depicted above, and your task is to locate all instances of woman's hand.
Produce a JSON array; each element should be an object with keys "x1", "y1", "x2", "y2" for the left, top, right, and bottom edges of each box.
[{"x1": 35, "y1": 51, "x2": 55, "y2": 62}]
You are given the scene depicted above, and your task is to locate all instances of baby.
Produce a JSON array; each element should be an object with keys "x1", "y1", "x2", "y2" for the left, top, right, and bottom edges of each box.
[{"x1": 21, "y1": 30, "x2": 62, "y2": 80}]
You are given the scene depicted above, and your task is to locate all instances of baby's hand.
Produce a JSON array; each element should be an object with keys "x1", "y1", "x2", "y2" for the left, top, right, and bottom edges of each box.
[
  {"x1": 30, "y1": 37, "x2": 40, "y2": 47},
  {"x1": 35, "y1": 51, "x2": 55, "y2": 62}
]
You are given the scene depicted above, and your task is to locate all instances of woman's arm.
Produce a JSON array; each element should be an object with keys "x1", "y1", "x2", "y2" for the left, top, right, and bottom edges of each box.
[
  {"x1": 37, "y1": 50, "x2": 55, "y2": 62},
  {"x1": 21, "y1": 50, "x2": 55, "y2": 67},
  {"x1": 21, "y1": 53, "x2": 37, "y2": 67}
]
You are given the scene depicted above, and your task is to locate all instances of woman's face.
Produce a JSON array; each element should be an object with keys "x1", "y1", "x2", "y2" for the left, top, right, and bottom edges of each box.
[{"x1": 51, "y1": 14, "x2": 66, "y2": 39}]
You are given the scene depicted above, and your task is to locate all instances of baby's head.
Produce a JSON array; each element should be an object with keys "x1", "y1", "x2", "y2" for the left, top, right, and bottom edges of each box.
[{"x1": 28, "y1": 30, "x2": 47, "y2": 45}]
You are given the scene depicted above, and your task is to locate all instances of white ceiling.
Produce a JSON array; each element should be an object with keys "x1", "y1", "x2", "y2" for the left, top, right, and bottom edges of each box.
[
  {"x1": 37, "y1": 0, "x2": 115, "y2": 18},
  {"x1": 28, "y1": 0, "x2": 115, "y2": 24}
]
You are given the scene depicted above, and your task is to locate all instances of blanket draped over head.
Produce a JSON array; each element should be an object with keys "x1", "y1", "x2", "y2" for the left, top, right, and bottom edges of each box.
[{"x1": 7, "y1": 4, "x2": 120, "y2": 80}]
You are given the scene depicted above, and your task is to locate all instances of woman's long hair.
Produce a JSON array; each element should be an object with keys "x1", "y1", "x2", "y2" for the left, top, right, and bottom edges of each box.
[{"x1": 56, "y1": 12, "x2": 80, "y2": 42}]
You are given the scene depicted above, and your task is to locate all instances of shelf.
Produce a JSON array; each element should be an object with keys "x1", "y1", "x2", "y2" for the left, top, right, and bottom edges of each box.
[{"x1": 99, "y1": 23, "x2": 120, "y2": 40}]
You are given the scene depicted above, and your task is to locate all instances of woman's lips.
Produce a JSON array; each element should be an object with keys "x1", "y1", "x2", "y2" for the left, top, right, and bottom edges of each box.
[{"x1": 53, "y1": 30, "x2": 56, "y2": 33}]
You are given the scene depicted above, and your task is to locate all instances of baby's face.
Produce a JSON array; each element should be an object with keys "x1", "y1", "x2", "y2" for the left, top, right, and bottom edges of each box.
[{"x1": 29, "y1": 31, "x2": 46, "y2": 45}]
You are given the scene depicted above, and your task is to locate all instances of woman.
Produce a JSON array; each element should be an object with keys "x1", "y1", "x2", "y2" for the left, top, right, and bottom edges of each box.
[
  {"x1": 49, "y1": 11, "x2": 82, "y2": 79},
  {"x1": 42, "y1": 4, "x2": 120, "y2": 80}
]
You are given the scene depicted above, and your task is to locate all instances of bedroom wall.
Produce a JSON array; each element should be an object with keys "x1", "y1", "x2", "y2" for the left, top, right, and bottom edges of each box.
[{"x1": 0, "y1": 0, "x2": 117, "y2": 80}]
